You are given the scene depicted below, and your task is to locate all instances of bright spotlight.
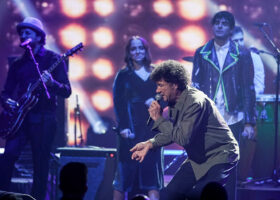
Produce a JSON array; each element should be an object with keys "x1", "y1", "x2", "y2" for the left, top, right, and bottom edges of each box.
[
  {"x1": 153, "y1": 0, "x2": 173, "y2": 17},
  {"x1": 60, "y1": 24, "x2": 86, "y2": 49},
  {"x1": 176, "y1": 25, "x2": 206, "y2": 52},
  {"x1": 69, "y1": 56, "x2": 86, "y2": 81},
  {"x1": 219, "y1": 4, "x2": 228, "y2": 11},
  {"x1": 91, "y1": 90, "x2": 113, "y2": 111},
  {"x1": 177, "y1": 0, "x2": 206, "y2": 21},
  {"x1": 60, "y1": 0, "x2": 87, "y2": 18},
  {"x1": 152, "y1": 29, "x2": 173, "y2": 48},
  {"x1": 92, "y1": 58, "x2": 114, "y2": 80},
  {"x1": 92, "y1": 27, "x2": 114, "y2": 48},
  {"x1": 93, "y1": 0, "x2": 114, "y2": 16}
]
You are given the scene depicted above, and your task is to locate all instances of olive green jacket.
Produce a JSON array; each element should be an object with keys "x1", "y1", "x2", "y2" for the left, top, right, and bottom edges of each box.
[{"x1": 150, "y1": 86, "x2": 239, "y2": 180}]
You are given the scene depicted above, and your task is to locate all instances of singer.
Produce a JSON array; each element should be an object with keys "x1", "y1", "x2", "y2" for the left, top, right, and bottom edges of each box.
[
  {"x1": 0, "y1": 17, "x2": 71, "y2": 200},
  {"x1": 131, "y1": 60, "x2": 239, "y2": 200},
  {"x1": 112, "y1": 36, "x2": 164, "y2": 200}
]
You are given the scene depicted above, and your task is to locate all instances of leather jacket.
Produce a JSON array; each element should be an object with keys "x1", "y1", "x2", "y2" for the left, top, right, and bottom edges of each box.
[{"x1": 192, "y1": 39, "x2": 256, "y2": 124}]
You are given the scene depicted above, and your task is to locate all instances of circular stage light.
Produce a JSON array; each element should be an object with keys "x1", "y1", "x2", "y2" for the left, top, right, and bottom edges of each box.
[
  {"x1": 91, "y1": 90, "x2": 113, "y2": 111},
  {"x1": 92, "y1": 27, "x2": 114, "y2": 48},
  {"x1": 152, "y1": 28, "x2": 173, "y2": 48},
  {"x1": 59, "y1": 24, "x2": 86, "y2": 49},
  {"x1": 153, "y1": 0, "x2": 173, "y2": 17},
  {"x1": 60, "y1": 0, "x2": 86, "y2": 18},
  {"x1": 69, "y1": 56, "x2": 86, "y2": 81},
  {"x1": 176, "y1": 25, "x2": 206, "y2": 52},
  {"x1": 177, "y1": 0, "x2": 206, "y2": 21},
  {"x1": 92, "y1": 58, "x2": 114, "y2": 80},
  {"x1": 93, "y1": 0, "x2": 114, "y2": 16}
]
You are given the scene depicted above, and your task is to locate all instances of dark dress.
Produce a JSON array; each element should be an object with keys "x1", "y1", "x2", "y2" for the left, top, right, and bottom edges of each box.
[{"x1": 112, "y1": 67, "x2": 164, "y2": 192}]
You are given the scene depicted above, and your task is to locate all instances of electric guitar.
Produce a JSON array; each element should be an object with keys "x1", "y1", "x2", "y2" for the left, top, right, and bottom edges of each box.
[{"x1": 0, "y1": 43, "x2": 83, "y2": 139}]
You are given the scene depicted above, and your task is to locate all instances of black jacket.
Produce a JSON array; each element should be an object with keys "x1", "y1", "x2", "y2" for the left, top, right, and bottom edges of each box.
[{"x1": 192, "y1": 39, "x2": 256, "y2": 124}]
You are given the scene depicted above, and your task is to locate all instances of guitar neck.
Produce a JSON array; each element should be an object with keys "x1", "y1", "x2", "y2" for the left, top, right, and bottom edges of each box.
[{"x1": 29, "y1": 54, "x2": 67, "y2": 93}]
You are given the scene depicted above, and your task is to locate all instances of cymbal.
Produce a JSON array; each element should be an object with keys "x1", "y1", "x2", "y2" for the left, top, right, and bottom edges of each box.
[{"x1": 182, "y1": 56, "x2": 194, "y2": 62}]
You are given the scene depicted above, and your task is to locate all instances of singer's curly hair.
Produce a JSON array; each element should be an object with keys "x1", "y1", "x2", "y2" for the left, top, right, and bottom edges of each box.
[{"x1": 150, "y1": 60, "x2": 190, "y2": 92}]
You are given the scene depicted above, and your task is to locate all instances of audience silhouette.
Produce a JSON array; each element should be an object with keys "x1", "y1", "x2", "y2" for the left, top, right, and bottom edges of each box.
[{"x1": 59, "y1": 162, "x2": 88, "y2": 200}]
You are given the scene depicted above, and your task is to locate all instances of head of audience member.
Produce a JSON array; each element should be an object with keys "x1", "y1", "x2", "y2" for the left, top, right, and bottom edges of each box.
[
  {"x1": 59, "y1": 162, "x2": 88, "y2": 200},
  {"x1": 150, "y1": 60, "x2": 190, "y2": 104},
  {"x1": 231, "y1": 26, "x2": 245, "y2": 46},
  {"x1": 124, "y1": 36, "x2": 152, "y2": 70},
  {"x1": 130, "y1": 194, "x2": 150, "y2": 200},
  {"x1": 200, "y1": 182, "x2": 228, "y2": 200},
  {"x1": 0, "y1": 191, "x2": 36, "y2": 200},
  {"x1": 211, "y1": 11, "x2": 235, "y2": 43}
]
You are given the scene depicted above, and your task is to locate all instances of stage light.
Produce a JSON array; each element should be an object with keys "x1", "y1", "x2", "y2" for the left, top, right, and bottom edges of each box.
[
  {"x1": 91, "y1": 90, "x2": 113, "y2": 111},
  {"x1": 92, "y1": 27, "x2": 114, "y2": 48},
  {"x1": 219, "y1": 4, "x2": 228, "y2": 11},
  {"x1": 60, "y1": 0, "x2": 86, "y2": 18},
  {"x1": 176, "y1": 25, "x2": 206, "y2": 52},
  {"x1": 69, "y1": 56, "x2": 86, "y2": 81},
  {"x1": 177, "y1": 0, "x2": 206, "y2": 21},
  {"x1": 59, "y1": 24, "x2": 86, "y2": 49},
  {"x1": 152, "y1": 29, "x2": 173, "y2": 48},
  {"x1": 92, "y1": 58, "x2": 114, "y2": 80},
  {"x1": 93, "y1": 0, "x2": 114, "y2": 17},
  {"x1": 153, "y1": 0, "x2": 173, "y2": 17},
  {"x1": 42, "y1": 2, "x2": 48, "y2": 8}
]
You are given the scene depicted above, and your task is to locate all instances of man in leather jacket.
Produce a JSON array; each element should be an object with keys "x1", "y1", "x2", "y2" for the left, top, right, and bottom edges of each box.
[{"x1": 192, "y1": 11, "x2": 256, "y2": 200}]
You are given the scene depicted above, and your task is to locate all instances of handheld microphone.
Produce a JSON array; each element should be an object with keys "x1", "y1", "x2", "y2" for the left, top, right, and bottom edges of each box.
[
  {"x1": 20, "y1": 38, "x2": 32, "y2": 47},
  {"x1": 253, "y1": 22, "x2": 268, "y2": 27},
  {"x1": 112, "y1": 127, "x2": 135, "y2": 139},
  {"x1": 147, "y1": 94, "x2": 162, "y2": 126}
]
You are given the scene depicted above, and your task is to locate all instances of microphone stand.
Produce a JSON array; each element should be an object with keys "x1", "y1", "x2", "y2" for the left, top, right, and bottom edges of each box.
[
  {"x1": 26, "y1": 45, "x2": 50, "y2": 99},
  {"x1": 74, "y1": 95, "x2": 83, "y2": 147},
  {"x1": 257, "y1": 25, "x2": 280, "y2": 185}
]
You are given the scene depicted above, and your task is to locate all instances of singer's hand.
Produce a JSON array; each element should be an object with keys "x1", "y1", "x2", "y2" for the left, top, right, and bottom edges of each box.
[
  {"x1": 148, "y1": 100, "x2": 161, "y2": 121},
  {"x1": 120, "y1": 128, "x2": 135, "y2": 139},
  {"x1": 42, "y1": 70, "x2": 54, "y2": 86},
  {"x1": 130, "y1": 140, "x2": 153, "y2": 162}
]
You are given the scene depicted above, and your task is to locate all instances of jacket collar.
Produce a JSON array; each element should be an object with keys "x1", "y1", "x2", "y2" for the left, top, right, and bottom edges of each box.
[
  {"x1": 199, "y1": 39, "x2": 240, "y2": 72},
  {"x1": 168, "y1": 87, "x2": 189, "y2": 121}
]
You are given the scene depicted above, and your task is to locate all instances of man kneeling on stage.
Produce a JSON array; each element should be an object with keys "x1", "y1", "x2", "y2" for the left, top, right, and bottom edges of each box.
[{"x1": 131, "y1": 60, "x2": 239, "y2": 200}]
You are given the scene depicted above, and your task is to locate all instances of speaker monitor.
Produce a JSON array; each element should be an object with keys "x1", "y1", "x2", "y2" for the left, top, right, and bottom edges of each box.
[{"x1": 55, "y1": 147, "x2": 116, "y2": 200}]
